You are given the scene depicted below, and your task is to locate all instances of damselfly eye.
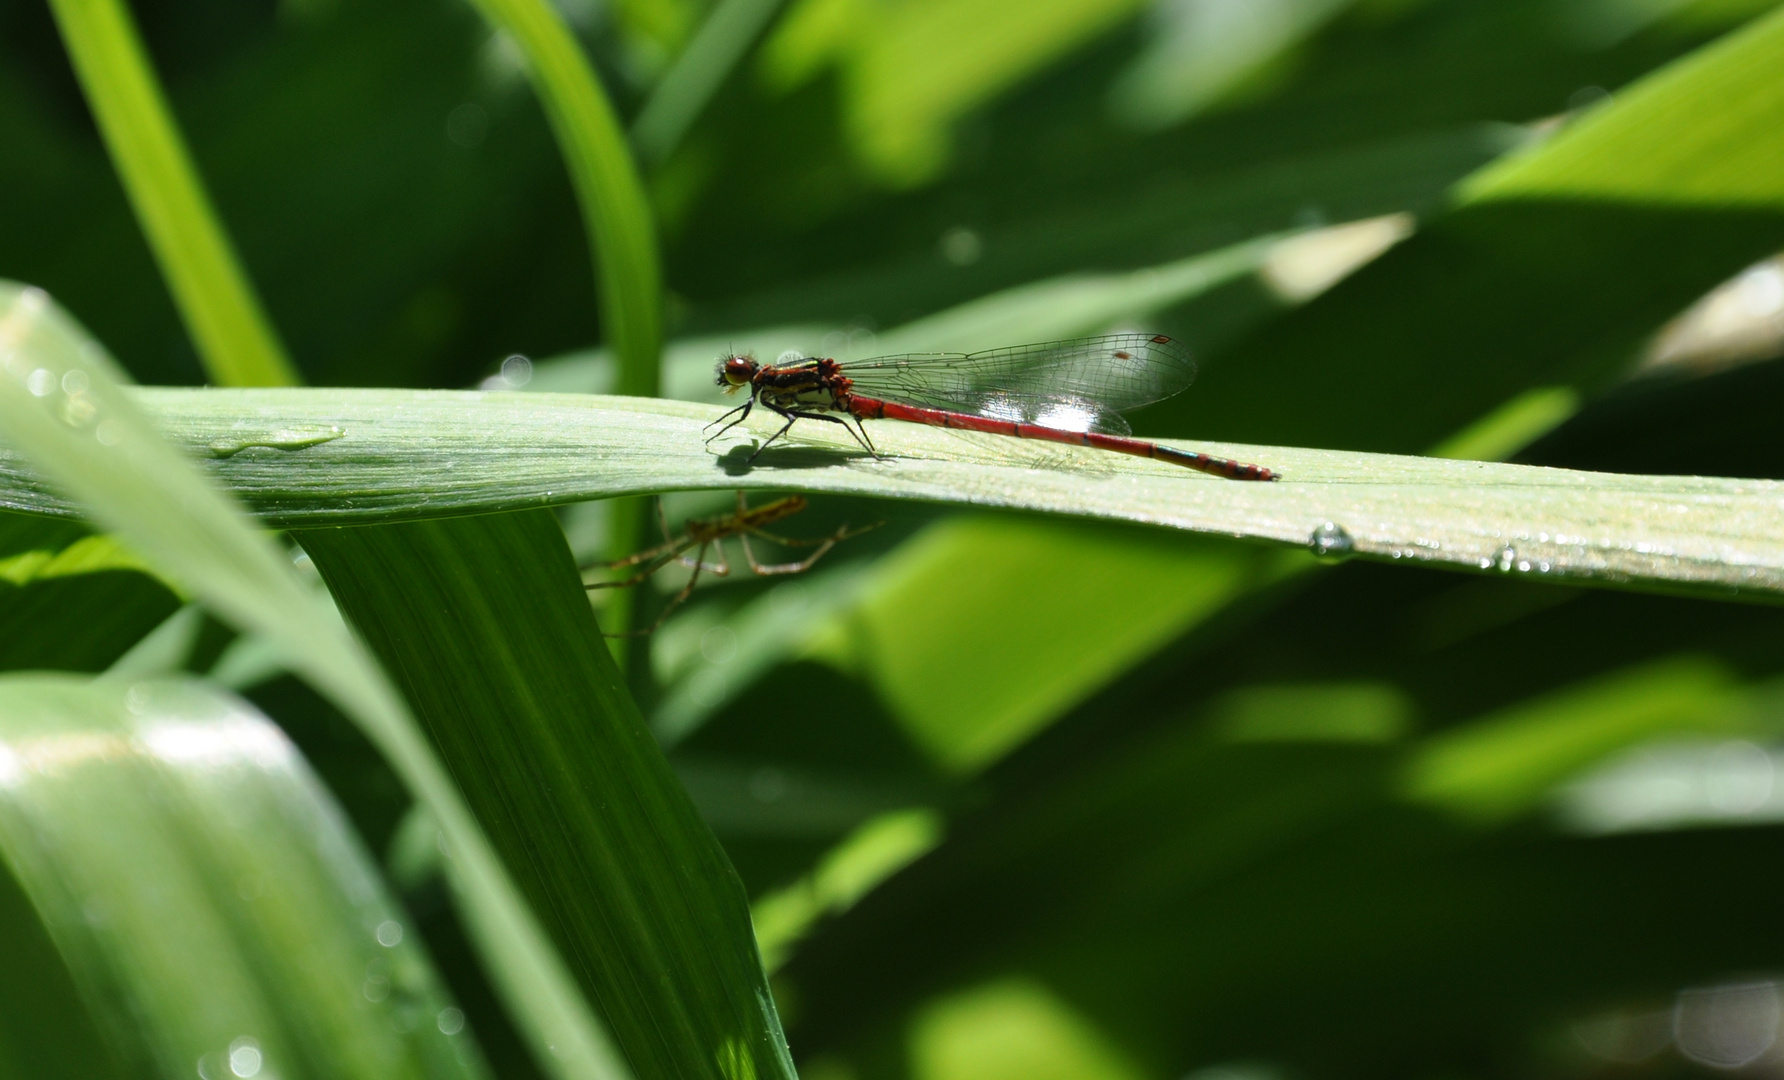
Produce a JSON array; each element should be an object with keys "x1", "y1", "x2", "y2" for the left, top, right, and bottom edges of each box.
[{"x1": 718, "y1": 356, "x2": 756, "y2": 386}]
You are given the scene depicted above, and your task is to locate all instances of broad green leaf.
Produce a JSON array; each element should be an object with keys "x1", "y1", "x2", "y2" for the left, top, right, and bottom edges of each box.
[
  {"x1": 0, "y1": 674, "x2": 485, "y2": 1080},
  {"x1": 296, "y1": 511, "x2": 796, "y2": 1080},
  {"x1": 1184, "y1": 4, "x2": 1784, "y2": 454},
  {"x1": 44, "y1": 0, "x2": 298, "y2": 387},
  {"x1": 0, "y1": 384, "x2": 1778, "y2": 603},
  {"x1": 0, "y1": 284, "x2": 631, "y2": 1080}
]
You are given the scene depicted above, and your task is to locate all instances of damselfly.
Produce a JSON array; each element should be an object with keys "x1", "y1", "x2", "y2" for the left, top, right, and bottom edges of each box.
[
  {"x1": 707, "y1": 333, "x2": 1278, "y2": 481},
  {"x1": 584, "y1": 492, "x2": 878, "y2": 636}
]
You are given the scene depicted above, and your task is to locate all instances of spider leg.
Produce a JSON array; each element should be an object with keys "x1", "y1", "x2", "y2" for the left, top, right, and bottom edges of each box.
[
  {"x1": 604, "y1": 539, "x2": 712, "y2": 637},
  {"x1": 747, "y1": 518, "x2": 882, "y2": 547},
  {"x1": 742, "y1": 529, "x2": 843, "y2": 575},
  {"x1": 585, "y1": 547, "x2": 683, "y2": 590},
  {"x1": 677, "y1": 537, "x2": 731, "y2": 576},
  {"x1": 740, "y1": 531, "x2": 822, "y2": 575},
  {"x1": 743, "y1": 518, "x2": 882, "y2": 573}
]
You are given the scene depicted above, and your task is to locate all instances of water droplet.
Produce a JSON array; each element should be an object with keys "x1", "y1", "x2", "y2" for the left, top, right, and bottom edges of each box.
[
  {"x1": 227, "y1": 1037, "x2": 262, "y2": 1078},
  {"x1": 700, "y1": 626, "x2": 738, "y2": 664},
  {"x1": 1496, "y1": 545, "x2": 1517, "y2": 572},
  {"x1": 60, "y1": 393, "x2": 97, "y2": 427},
  {"x1": 939, "y1": 226, "x2": 984, "y2": 266},
  {"x1": 375, "y1": 919, "x2": 404, "y2": 947},
  {"x1": 1308, "y1": 522, "x2": 1355, "y2": 560},
  {"x1": 208, "y1": 426, "x2": 345, "y2": 458},
  {"x1": 25, "y1": 368, "x2": 55, "y2": 396},
  {"x1": 437, "y1": 1007, "x2": 466, "y2": 1035}
]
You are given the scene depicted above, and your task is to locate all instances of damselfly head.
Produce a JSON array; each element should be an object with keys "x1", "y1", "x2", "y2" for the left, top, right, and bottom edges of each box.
[{"x1": 716, "y1": 354, "x2": 758, "y2": 391}]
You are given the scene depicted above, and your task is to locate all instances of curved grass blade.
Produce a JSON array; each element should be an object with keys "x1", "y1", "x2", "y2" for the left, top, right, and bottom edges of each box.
[
  {"x1": 296, "y1": 510, "x2": 795, "y2": 1080},
  {"x1": 459, "y1": 0, "x2": 661, "y2": 400},
  {"x1": 632, "y1": 0, "x2": 789, "y2": 166},
  {"x1": 0, "y1": 381, "x2": 1777, "y2": 604},
  {"x1": 0, "y1": 285, "x2": 632, "y2": 1080},
  {"x1": 44, "y1": 0, "x2": 298, "y2": 387},
  {"x1": 0, "y1": 674, "x2": 486, "y2": 1080}
]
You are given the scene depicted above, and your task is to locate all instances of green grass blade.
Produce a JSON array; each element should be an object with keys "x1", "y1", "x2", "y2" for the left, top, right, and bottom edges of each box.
[
  {"x1": 0, "y1": 285, "x2": 632, "y2": 1080},
  {"x1": 0, "y1": 381, "x2": 1776, "y2": 602},
  {"x1": 296, "y1": 510, "x2": 795, "y2": 1080},
  {"x1": 1457, "y1": 4, "x2": 1784, "y2": 209},
  {"x1": 0, "y1": 674, "x2": 486, "y2": 1080},
  {"x1": 44, "y1": 0, "x2": 299, "y2": 388},
  {"x1": 632, "y1": 0, "x2": 789, "y2": 166},
  {"x1": 461, "y1": 0, "x2": 662, "y2": 399},
  {"x1": 459, "y1": 0, "x2": 664, "y2": 639}
]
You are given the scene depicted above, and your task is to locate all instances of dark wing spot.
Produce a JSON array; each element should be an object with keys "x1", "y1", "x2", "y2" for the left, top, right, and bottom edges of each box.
[
  {"x1": 1113, "y1": 351, "x2": 1132, "y2": 360},
  {"x1": 1150, "y1": 334, "x2": 1171, "y2": 344}
]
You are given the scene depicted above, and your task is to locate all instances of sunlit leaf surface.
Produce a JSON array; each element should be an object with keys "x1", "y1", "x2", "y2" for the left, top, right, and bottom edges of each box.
[
  {"x1": 0, "y1": 283, "x2": 631, "y2": 1080},
  {"x1": 0, "y1": 674, "x2": 486, "y2": 1080},
  {"x1": 0, "y1": 386, "x2": 1775, "y2": 603}
]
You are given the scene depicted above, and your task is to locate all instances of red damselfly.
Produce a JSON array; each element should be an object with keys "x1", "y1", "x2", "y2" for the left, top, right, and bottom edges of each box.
[
  {"x1": 706, "y1": 332, "x2": 1278, "y2": 481},
  {"x1": 584, "y1": 492, "x2": 879, "y2": 635}
]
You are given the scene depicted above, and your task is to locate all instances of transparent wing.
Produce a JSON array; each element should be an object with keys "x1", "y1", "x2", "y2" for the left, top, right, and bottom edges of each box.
[{"x1": 838, "y1": 333, "x2": 1195, "y2": 436}]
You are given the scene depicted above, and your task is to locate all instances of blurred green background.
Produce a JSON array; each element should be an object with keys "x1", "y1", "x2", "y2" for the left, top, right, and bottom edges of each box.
[{"x1": 7, "y1": 0, "x2": 1784, "y2": 1078}]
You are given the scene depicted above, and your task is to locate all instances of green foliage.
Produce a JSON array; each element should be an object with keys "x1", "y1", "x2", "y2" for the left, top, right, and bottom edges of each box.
[
  {"x1": 297, "y1": 511, "x2": 793, "y2": 1080},
  {"x1": 0, "y1": 285, "x2": 631, "y2": 1080},
  {"x1": 44, "y1": 0, "x2": 299, "y2": 386},
  {"x1": 0, "y1": 674, "x2": 485, "y2": 1080},
  {"x1": 4, "y1": 2, "x2": 1784, "y2": 1080}
]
